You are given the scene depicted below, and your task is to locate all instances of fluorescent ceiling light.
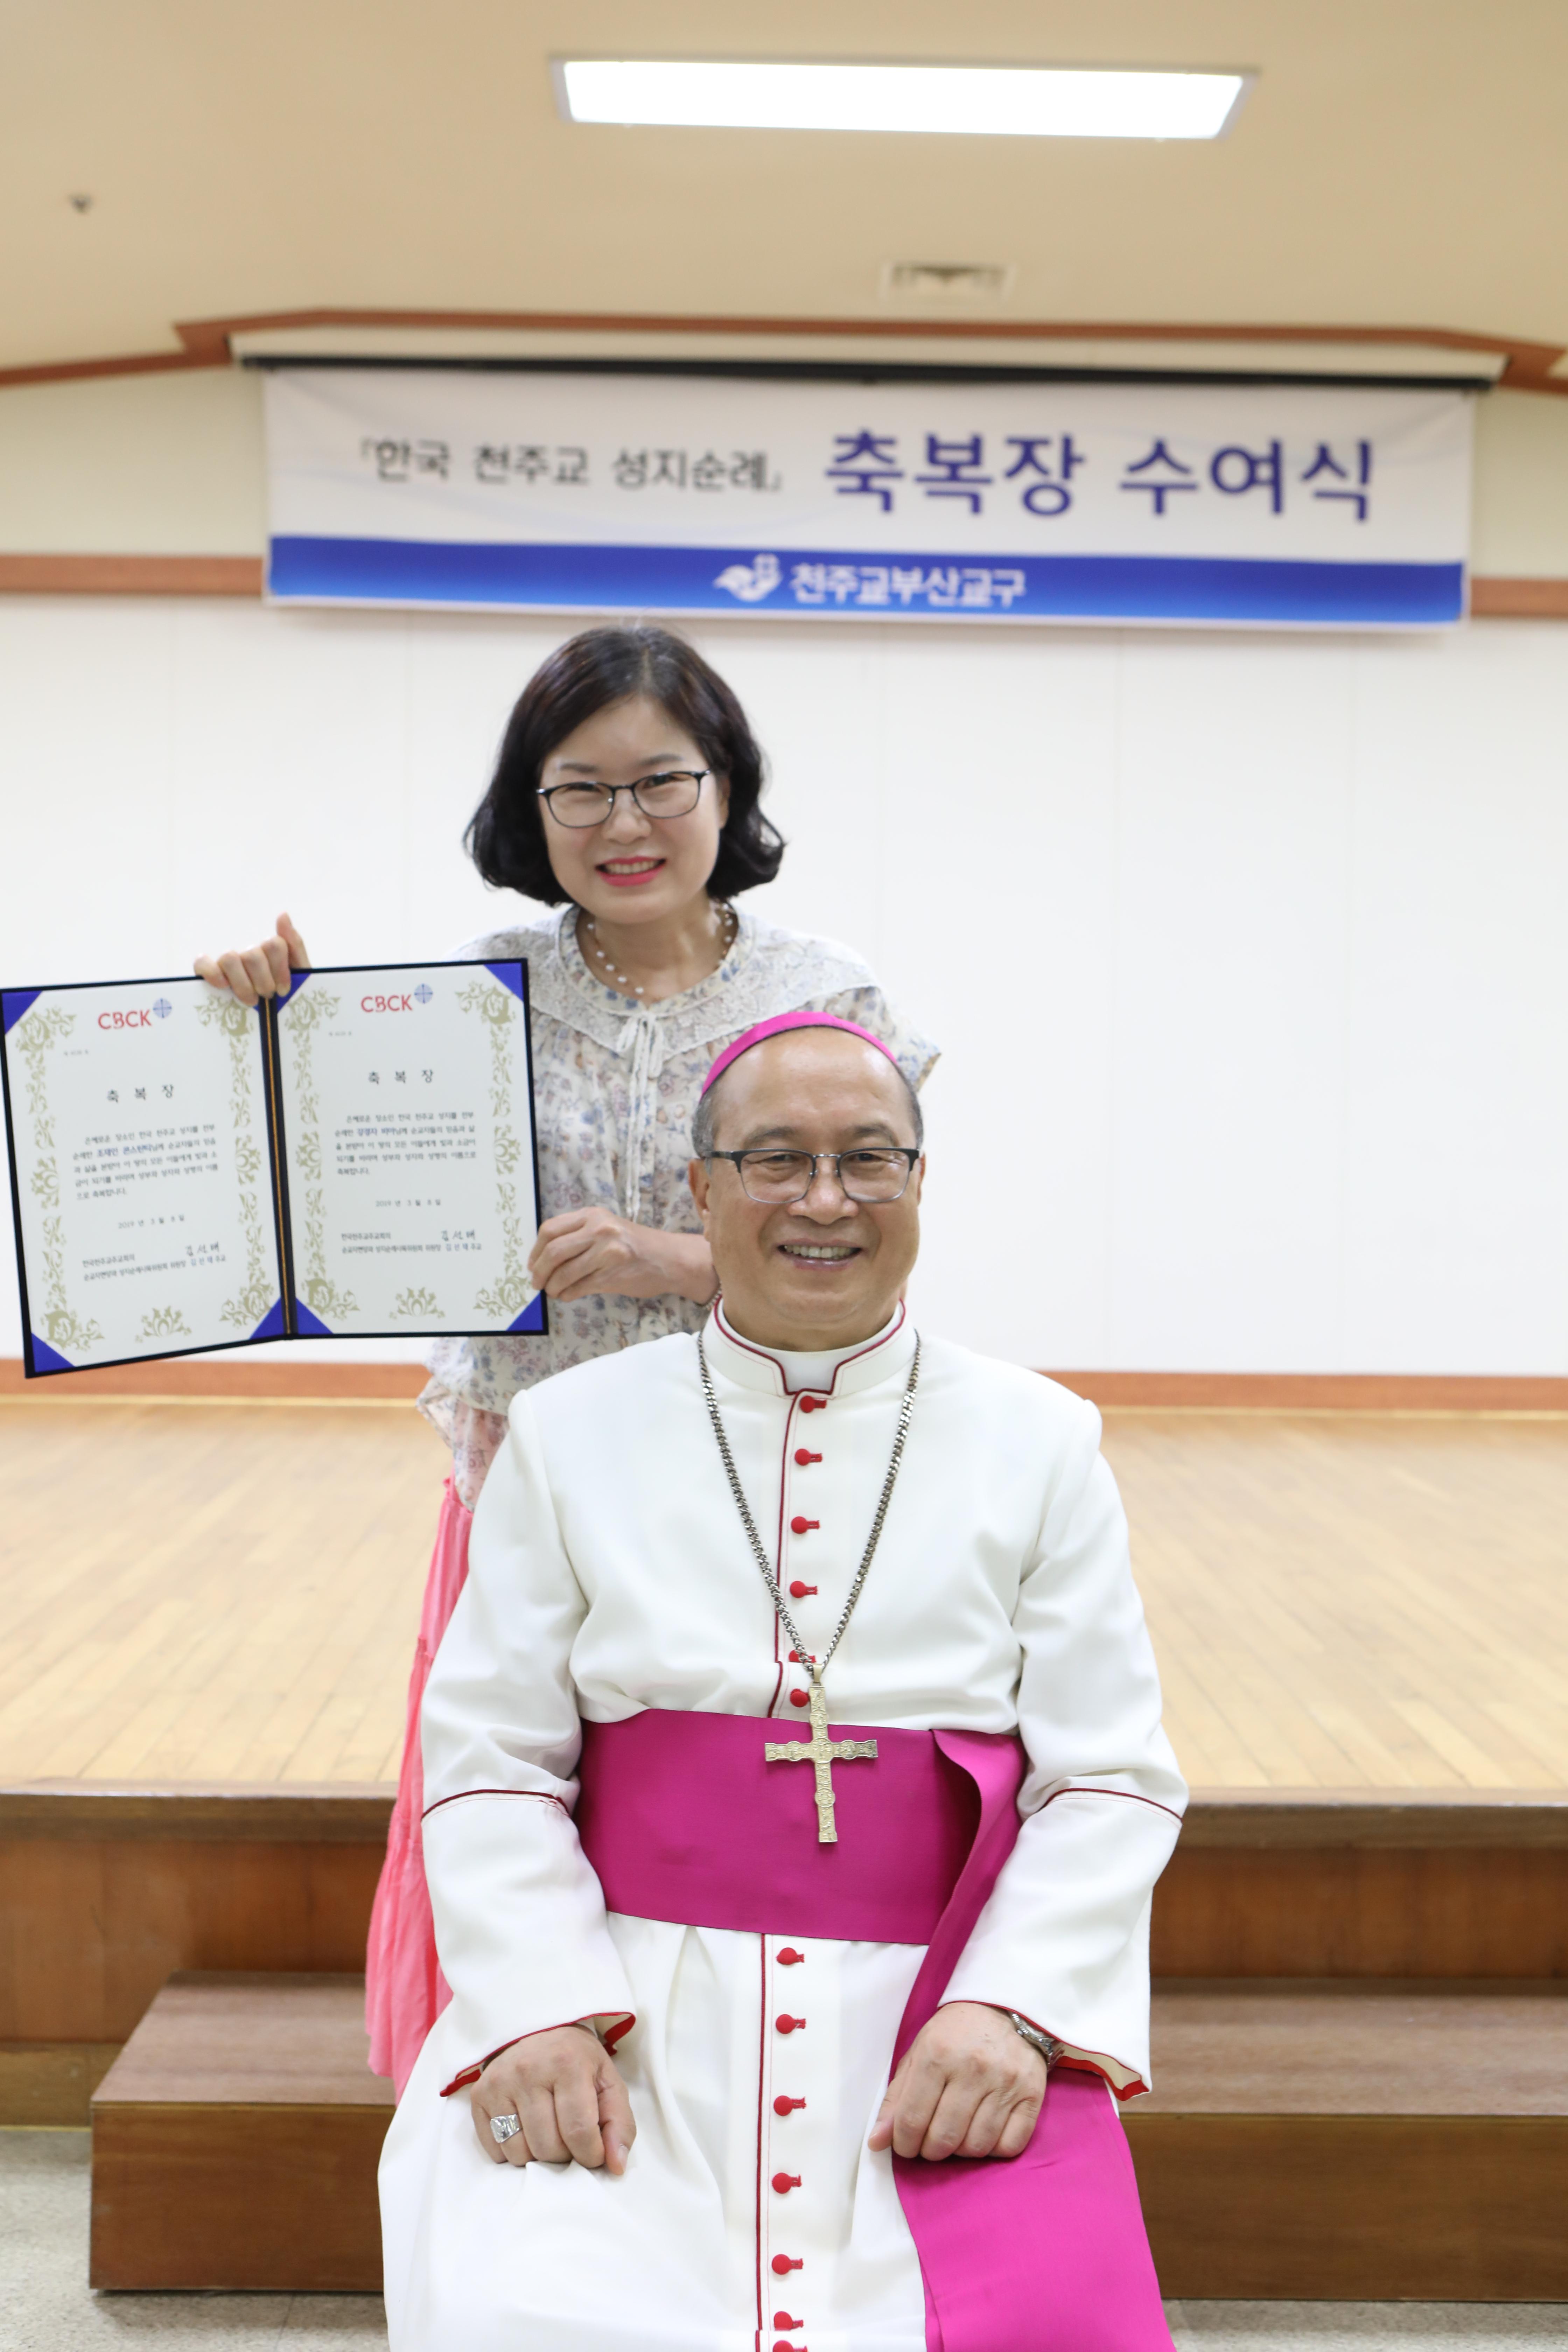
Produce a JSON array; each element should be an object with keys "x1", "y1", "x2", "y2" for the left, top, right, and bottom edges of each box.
[{"x1": 555, "y1": 59, "x2": 1250, "y2": 140}]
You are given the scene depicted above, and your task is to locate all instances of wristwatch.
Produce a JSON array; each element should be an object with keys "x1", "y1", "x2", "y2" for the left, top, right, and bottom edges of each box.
[{"x1": 1002, "y1": 2011, "x2": 1063, "y2": 2066}]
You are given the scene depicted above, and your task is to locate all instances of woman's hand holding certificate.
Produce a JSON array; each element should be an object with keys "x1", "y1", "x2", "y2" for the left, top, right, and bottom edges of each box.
[
  {"x1": 528, "y1": 1208, "x2": 715, "y2": 1305},
  {"x1": 194, "y1": 911, "x2": 312, "y2": 1006}
]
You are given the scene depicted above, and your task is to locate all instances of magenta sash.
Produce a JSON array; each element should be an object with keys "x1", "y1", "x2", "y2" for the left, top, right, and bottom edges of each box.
[
  {"x1": 576, "y1": 1712, "x2": 1172, "y2": 2352},
  {"x1": 576, "y1": 1707, "x2": 980, "y2": 1943}
]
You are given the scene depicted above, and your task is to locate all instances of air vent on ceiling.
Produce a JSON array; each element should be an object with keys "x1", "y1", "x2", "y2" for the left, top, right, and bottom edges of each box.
[{"x1": 882, "y1": 261, "x2": 1016, "y2": 301}]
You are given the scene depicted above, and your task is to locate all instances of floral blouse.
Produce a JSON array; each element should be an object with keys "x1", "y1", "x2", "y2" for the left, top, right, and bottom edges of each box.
[{"x1": 419, "y1": 903, "x2": 939, "y2": 1505}]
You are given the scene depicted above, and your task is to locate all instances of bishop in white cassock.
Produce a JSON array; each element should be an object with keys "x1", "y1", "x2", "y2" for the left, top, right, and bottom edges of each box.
[{"x1": 380, "y1": 1012, "x2": 1188, "y2": 2352}]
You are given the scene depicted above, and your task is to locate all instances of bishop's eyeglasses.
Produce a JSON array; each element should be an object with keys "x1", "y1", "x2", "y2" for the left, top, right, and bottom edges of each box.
[
  {"x1": 537, "y1": 770, "x2": 709, "y2": 827},
  {"x1": 707, "y1": 1148, "x2": 921, "y2": 1205}
]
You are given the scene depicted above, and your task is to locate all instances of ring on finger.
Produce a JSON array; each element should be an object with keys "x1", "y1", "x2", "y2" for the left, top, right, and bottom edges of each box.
[{"x1": 490, "y1": 2112, "x2": 523, "y2": 2145}]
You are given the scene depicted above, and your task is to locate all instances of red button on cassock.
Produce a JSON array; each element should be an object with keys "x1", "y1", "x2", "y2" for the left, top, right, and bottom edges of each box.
[
  {"x1": 771, "y1": 2171, "x2": 803, "y2": 2193},
  {"x1": 774, "y1": 2317, "x2": 804, "y2": 2334},
  {"x1": 790, "y1": 1516, "x2": 819, "y2": 1535},
  {"x1": 777, "y1": 1948, "x2": 806, "y2": 1965},
  {"x1": 789, "y1": 1689, "x2": 810, "y2": 1707},
  {"x1": 794, "y1": 1448, "x2": 822, "y2": 1466},
  {"x1": 798, "y1": 1396, "x2": 821, "y2": 1413},
  {"x1": 773, "y1": 2095, "x2": 806, "y2": 2115},
  {"x1": 772, "y1": 2254, "x2": 803, "y2": 2274},
  {"x1": 789, "y1": 1581, "x2": 817, "y2": 1599},
  {"x1": 773, "y1": 2339, "x2": 806, "y2": 2352},
  {"x1": 776, "y1": 2014, "x2": 806, "y2": 2034}
]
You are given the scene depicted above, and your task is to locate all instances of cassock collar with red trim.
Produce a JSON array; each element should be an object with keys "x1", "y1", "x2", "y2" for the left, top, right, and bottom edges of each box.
[{"x1": 702, "y1": 1298, "x2": 916, "y2": 1400}]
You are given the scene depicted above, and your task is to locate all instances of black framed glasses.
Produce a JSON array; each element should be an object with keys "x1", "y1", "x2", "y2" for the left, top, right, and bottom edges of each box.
[
  {"x1": 707, "y1": 1148, "x2": 920, "y2": 1205},
  {"x1": 536, "y1": 770, "x2": 709, "y2": 828}
]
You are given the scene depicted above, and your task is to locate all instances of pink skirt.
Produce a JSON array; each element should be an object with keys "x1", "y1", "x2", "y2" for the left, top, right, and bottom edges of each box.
[{"x1": 366, "y1": 1478, "x2": 474, "y2": 2094}]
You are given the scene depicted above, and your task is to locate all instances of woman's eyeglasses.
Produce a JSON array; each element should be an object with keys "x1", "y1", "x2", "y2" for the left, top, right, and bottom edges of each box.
[{"x1": 537, "y1": 771, "x2": 709, "y2": 828}]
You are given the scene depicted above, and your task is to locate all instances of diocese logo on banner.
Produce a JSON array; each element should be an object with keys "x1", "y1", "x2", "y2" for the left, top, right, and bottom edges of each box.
[{"x1": 263, "y1": 368, "x2": 1474, "y2": 630}]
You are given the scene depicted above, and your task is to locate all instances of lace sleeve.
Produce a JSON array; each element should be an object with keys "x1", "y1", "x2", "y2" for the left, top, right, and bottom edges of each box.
[
  {"x1": 816, "y1": 985, "x2": 940, "y2": 1093},
  {"x1": 416, "y1": 1382, "x2": 511, "y2": 1512}
]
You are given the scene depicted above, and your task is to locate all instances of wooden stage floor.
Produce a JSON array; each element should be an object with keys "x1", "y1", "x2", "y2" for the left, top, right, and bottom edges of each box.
[{"x1": 0, "y1": 1397, "x2": 1564, "y2": 1792}]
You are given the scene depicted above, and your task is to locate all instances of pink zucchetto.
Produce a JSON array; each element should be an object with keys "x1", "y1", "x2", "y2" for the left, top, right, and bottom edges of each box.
[{"x1": 701, "y1": 1011, "x2": 902, "y2": 1097}]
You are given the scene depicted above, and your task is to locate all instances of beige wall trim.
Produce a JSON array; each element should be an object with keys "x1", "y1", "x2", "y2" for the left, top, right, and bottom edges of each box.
[
  {"x1": 4, "y1": 1357, "x2": 1566, "y2": 1409},
  {"x1": 2, "y1": 306, "x2": 1566, "y2": 394},
  {"x1": 1, "y1": 554, "x2": 1566, "y2": 615}
]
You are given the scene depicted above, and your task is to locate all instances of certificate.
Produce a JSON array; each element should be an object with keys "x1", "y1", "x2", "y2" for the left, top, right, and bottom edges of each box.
[{"x1": 1, "y1": 961, "x2": 547, "y2": 1375}]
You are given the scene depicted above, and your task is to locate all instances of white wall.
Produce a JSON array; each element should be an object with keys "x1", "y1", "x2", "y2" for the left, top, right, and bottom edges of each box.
[{"x1": 2, "y1": 597, "x2": 1565, "y2": 1373}]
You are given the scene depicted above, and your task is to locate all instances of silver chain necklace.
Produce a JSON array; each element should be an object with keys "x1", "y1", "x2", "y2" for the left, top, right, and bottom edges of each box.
[{"x1": 696, "y1": 1330, "x2": 920, "y2": 1681}]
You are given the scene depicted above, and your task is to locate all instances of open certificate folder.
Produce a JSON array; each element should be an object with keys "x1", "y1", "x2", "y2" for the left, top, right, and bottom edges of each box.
[{"x1": 0, "y1": 962, "x2": 547, "y2": 1376}]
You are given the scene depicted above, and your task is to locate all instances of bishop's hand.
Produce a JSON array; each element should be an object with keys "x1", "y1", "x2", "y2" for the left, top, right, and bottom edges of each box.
[
  {"x1": 471, "y1": 2022, "x2": 636, "y2": 2175},
  {"x1": 868, "y1": 2001, "x2": 1047, "y2": 2163}
]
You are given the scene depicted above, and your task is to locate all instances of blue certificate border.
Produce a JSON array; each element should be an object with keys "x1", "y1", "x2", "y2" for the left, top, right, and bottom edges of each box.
[
  {"x1": 270, "y1": 960, "x2": 549, "y2": 1347},
  {"x1": 0, "y1": 961, "x2": 548, "y2": 1378},
  {"x1": 0, "y1": 973, "x2": 285, "y2": 1380}
]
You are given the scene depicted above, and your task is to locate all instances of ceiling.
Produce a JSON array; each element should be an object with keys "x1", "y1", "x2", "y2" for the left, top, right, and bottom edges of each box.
[{"x1": 4, "y1": 0, "x2": 1568, "y2": 384}]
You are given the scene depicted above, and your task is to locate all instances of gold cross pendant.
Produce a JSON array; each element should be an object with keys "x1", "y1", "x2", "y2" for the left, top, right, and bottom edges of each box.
[{"x1": 764, "y1": 1675, "x2": 878, "y2": 1844}]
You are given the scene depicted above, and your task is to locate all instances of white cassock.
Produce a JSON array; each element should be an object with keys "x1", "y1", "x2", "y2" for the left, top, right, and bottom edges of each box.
[{"x1": 380, "y1": 1304, "x2": 1186, "y2": 2352}]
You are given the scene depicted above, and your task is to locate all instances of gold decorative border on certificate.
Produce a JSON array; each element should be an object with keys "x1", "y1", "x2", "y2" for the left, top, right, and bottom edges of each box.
[
  {"x1": 273, "y1": 986, "x2": 360, "y2": 1325},
  {"x1": 195, "y1": 993, "x2": 277, "y2": 1330},
  {"x1": 136, "y1": 1306, "x2": 192, "y2": 1340},
  {"x1": 390, "y1": 1284, "x2": 441, "y2": 1319},
  {"x1": 456, "y1": 976, "x2": 537, "y2": 1325},
  {"x1": 12, "y1": 1001, "x2": 105, "y2": 1355}
]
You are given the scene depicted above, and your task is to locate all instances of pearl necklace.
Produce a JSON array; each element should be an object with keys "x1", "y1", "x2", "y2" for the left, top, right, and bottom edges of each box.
[{"x1": 581, "y1": 903, "x2": 738, "y2": 997}]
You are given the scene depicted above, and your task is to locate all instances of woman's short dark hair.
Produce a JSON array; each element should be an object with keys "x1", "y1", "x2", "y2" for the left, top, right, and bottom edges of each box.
[{"x1": 465, "y1": 624, "x2": 784, "y2": 905}]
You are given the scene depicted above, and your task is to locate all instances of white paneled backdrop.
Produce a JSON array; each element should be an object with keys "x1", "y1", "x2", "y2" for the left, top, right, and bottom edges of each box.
[{"x1": 2, "y1": 597, "x2": 1565, "y2": 1372}]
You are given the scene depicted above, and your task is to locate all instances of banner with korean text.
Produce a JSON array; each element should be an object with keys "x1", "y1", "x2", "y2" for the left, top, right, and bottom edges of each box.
[{"x1": 264, "y1": 368, "x2": 1474, "y2": 629}]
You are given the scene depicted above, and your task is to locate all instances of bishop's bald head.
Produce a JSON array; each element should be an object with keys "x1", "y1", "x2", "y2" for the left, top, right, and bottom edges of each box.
[{"x1": 688, "y1": 1020, "x2": 924, "y2": 1354}]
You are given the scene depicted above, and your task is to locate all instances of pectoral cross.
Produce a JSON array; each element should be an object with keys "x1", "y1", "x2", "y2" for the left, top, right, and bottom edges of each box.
[{"x1": 764, "y1": 1674, "x2": 877, "y2": 1844}]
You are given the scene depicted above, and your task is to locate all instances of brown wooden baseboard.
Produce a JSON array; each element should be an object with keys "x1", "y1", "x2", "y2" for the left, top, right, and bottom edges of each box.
[
  {"x1": 0, "y1": 553, "x2": 264, "y2": 596},
  {"x1": 0, "y1": 1356, "x2": 426, "y2": 1400},
  {"x1": 7, "y1": 1357, "x2": 1566, "y2": 1409},
  {"x1": 1470, "y1": 576, "x2": 1568, "y2": 618},
  {"x1": 0, "y1": 2039, "x2": 122, "y2": 2125},
  {"x1": 1046, "y1": 1369, "x2": 1568, "y2": 1411}
]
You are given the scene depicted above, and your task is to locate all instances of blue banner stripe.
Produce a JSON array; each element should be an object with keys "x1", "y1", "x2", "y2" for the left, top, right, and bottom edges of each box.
[{"x1": 269, "y1": 536, "x2": 1464, "y2": 625}]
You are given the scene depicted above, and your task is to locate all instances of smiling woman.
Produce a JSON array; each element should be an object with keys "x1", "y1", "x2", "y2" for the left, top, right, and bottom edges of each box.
[{"x1": 195, "y1": 621, "x2": 937, "y2": 2091}]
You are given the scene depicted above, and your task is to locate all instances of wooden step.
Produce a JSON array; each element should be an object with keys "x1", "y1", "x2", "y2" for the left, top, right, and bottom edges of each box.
[
  {"x1": 9, "y1": 1785, "x2": 1567, "y2": 2119},
  {"x1": 90, "y1": 1972, "x2": 392, "y2": 2291},
  {"x1": 90, "y1": 1970, "x2": 1568, "y2": 2299},
  {"x1": 1130, "y1": 1979, "x2": 1568, "y2": 2300}
]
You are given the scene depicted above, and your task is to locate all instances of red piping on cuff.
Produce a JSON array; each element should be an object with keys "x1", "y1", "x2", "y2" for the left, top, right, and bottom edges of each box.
[
  {"x1": 965, "y1": 2003, "x2": 1149, "y2": 2106},
  {"x1": 421, "y1": 1787, "x2": 569, "y2": 1823},
  {"x1": 1060, "y1": 2053, "x2": 1148, "y2": 2103},
  {"x1": 439, "y1": 2012, "x2": 636, "y2": 2098},
  {"x1": 1040, "y1": 1784, "x2": 1185, "y2": 1826}
]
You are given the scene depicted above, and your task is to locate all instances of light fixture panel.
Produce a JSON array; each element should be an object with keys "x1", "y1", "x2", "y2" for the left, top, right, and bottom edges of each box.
[{"x1": 552, "y1": 59, "x2": 1252, "y2": 141}]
